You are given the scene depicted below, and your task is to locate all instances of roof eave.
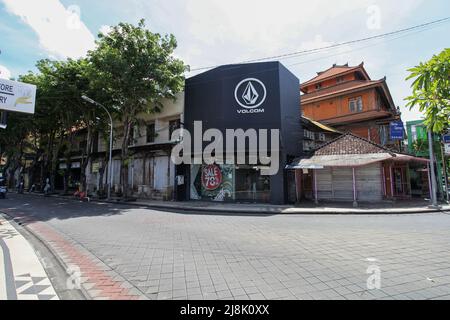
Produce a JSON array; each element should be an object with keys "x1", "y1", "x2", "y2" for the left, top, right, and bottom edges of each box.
[
  {"x1": 300, "y1": 63, "x2": 370, "y2": 89},
  {"x1": 301, "y1": 80, "x2": 385, "y2": 104}
]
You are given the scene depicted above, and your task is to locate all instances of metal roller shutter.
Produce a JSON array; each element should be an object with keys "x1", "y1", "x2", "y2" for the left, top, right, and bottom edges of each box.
[
  {"x1": 316, "y1": 168, "x2": 332, "y2": 200},
  {"x1": 332, "y1": 167, "x2": 354, "y2": 200},
  {"x1": 356, "y1": 163, "x2": 383, "y2": 201},
  {"x1": 315, "y1": 164, "x2": 382, "y2": 202}
]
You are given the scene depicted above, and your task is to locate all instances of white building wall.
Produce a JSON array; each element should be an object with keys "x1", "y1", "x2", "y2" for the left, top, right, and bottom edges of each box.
[
  {"x1": 97, "y1": 93, "x2": 184, "y2": 152},
  {"x1": 89, "y1": 93, "x2": 183, "y2": 199}
]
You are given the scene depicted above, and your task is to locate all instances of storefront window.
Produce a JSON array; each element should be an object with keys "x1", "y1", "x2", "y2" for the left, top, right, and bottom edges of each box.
[
  {"x1": 190, "y1": 164, "x2": 270, "y2": 203},
  {"x1": 234, "y1": 166, "x2": 270, "y2": 202}
]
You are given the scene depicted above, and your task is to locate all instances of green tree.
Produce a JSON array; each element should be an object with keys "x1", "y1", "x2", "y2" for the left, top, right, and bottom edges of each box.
[
  {"x1": 18, "y1": 60, "x2": 82, "y2": 191},
  {"x1": 0, "y1": 111, "x2": 34, "y2": 187},
  {"x1": 2, "y1": 58, "x2": 98, "y2": 193},
  {"x1": 48, "y1": 58, "x2": 104, "y2": 193},
  {"x1": 405, "y1": 48, "x2": 450, "y2": 133},
  {"x1": 88, "y1": 19, "x2": 187, "y2": 197}
]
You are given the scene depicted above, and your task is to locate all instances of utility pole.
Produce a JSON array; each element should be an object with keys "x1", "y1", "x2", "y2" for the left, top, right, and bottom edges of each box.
[
  {"x1": 441, "y1": 133, "x2": 450, "y2": 203},
  {"x1": 428, "y1": 130, "x2": 439, "y2": 207}
]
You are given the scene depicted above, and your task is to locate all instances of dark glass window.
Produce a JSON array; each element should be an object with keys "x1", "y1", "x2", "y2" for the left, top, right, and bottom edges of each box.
[
  {"x1": 146, "y1": 123, "x2": 156, "y2": 143},
  {"x1": 169, "y1": 119, "x2": 181, "y2": 141},
  {"x1": 79, "y1": 140, "x2": 87, "y2": 151}
]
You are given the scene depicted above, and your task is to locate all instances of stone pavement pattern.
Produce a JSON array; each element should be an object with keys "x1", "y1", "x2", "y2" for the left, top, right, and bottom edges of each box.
[
  {"x1": 1, "y1": 194, "x2": 450, "y2": 300},
  {"x1": 0, "y1": 216, "x2": 58, "y2": 300}
]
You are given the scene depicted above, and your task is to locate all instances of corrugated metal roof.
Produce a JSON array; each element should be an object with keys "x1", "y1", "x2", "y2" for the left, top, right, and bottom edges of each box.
[
  {"x1": 287, "y1": 133, "x2": 429, "y2": 169},
  {"x1": 287, "y1": 153, "x2": 428, "y2": 169},
  {"x1": 288, "y1": 153, "x2": 392, "y2": 168}
]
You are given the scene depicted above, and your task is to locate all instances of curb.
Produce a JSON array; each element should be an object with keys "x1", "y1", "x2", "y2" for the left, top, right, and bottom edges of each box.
[
  {"x1": 0, "y1": 211, "x2": 89, "y2": 300},
  {"x1": 13, "y1": 192, "x2": 449, "y2": 215},
  {"x1": 0, "y1": 209, "x2": 147, "y2": 300}
]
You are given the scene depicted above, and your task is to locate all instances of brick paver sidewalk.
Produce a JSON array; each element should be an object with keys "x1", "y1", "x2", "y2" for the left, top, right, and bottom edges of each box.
[{"x1": 0, "y1": 216, "x2": 58, "y2": 300}]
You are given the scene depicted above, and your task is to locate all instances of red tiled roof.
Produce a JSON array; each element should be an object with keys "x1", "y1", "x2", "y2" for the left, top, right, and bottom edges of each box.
[
  {"x1": 301, "y1": 79, "x2": 384, "y2": 103},
  {"x1": 301, "y1": 63, "x2": 369, "y2": 88},
  {"x1": 314, "y1": 132, "x2": 390, "y2": 156}
]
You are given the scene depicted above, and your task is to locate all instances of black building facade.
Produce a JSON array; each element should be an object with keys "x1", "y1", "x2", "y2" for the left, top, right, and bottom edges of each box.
[{"x1": 176, "y1": 62, "x2": 302, "y2": 204}]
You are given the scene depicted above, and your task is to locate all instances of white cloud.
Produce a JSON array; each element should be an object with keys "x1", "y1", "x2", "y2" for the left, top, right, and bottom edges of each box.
[
  {"x1": 124, "y1": 0, "x2": 413, "y2": 84},
  {"x1": 0, "y1": 65, "x2": 11, "y2": 79},
  {"x1": 158, "y1": 0, "x2": 424, "y2": 120},
  {"x1": 99, "y1": 25, "x2": 112, "y2": 36},
  {"x1": 178, "y1": 0, "x2": 423, "y2": 66},
  {"x1": 1, "y1": 0, "x2": 429, "y2": 121},
  {"x1": 2, "y1": 0, "x2": 95, "y2": 59}
]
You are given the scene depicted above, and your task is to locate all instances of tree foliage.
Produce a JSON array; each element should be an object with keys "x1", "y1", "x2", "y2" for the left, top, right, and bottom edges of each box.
[
  {"x1": 0, "y1": 19, "x2": 187, "y2": 196},
  {"x1": 88, "y1": 19, "x2": 187, "y2": 196},
  {"x1": 405, "y1": 48, "x2": 450, "y2": 133}
]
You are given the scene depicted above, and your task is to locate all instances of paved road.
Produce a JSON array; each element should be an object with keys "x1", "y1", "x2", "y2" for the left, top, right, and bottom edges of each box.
[{"x1": 1, "y1": 194, "x2": 450, "y2": 300}]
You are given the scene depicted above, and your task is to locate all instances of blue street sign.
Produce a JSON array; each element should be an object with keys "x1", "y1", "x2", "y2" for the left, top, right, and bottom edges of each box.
[{"x1": 390, "y1": 121, "x2": 404, "y2": 140}]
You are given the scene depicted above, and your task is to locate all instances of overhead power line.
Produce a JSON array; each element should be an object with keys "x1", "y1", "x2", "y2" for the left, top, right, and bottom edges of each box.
[{"x1": 189, "y1": 16, "x2": 450, "y2": 72}]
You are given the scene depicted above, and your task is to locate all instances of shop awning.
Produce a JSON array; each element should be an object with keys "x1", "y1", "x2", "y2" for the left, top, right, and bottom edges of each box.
[{"x1": 286, "y1": 152, "x2": 429, "y2": 169}]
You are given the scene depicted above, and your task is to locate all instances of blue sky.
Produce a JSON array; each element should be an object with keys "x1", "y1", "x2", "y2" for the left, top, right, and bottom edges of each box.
[{"x1": 0, "y1": 0, "x2": 449, "y2": 122}]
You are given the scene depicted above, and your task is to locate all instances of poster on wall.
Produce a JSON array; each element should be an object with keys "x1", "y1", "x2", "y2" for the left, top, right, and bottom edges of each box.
[
  {"x1": 191, "y1": 164, "x2": 234, "y2": 202},
  {"x1": 201, "y1": 164, "x2": 222, "y2": 190}
]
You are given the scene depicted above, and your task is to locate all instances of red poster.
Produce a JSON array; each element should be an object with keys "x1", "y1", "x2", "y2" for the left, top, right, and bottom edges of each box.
[{"x1": 201, "y1": 164, "x2": 223, "y2": 191}]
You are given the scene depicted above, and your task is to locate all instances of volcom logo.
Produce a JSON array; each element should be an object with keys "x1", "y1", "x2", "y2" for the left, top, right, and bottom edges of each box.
[
  {"x1": 242, "y1": 81, "x2": 259, "y2": 105},
  {"x1": 234, "y1": 78, "x2": 266, "y2": 113}
]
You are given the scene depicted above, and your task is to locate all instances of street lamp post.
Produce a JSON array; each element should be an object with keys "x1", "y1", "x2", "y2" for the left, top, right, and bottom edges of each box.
[{"x1": 82, "y1": 95, "x2": 113, "y2": 200}]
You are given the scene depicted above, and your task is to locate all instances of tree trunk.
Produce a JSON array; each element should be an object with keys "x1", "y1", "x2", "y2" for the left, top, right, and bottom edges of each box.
[
  {"x1": 40, "y1": 161, "x2": 45, "y2": 192},
  {"x1": 50, "y1": 133, "x2": 64, "y2": 193},
  {"x1": 42, "y1": 131, "x2": 54, "y2": 192},
  {"x1": 27, "y1": 150, "x2": 41, "y2": 191},
  {"x1": 98, "y1": 164, "x2": 105, "y2": 193},
  {"x1": 79, "y1": 126, "x2": 94, "y2": 194},
  {"x1": 63, "y1": 163, "x2": 72, "y2": 194},
  {"x1": 121, "y1": 118, "x2": 132, "y2": 199}
]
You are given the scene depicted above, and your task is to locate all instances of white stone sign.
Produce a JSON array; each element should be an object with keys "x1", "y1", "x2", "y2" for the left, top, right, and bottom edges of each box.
[
  {"x1": 443, "y1": 135, "x2": 450, "y2": 156},
  {"x1": 445, "y1": 143, "x2": 450, "y2": 156},
  {"x1": 0, "y1": 78, "x2": 36, "y2": 114}
]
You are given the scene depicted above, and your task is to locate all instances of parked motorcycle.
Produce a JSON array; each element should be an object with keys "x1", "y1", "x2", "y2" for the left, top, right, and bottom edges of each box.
[
  {"x1": 0, "y1": 178, "x2": 8, "y2": 199},
  {"x1": 17, "y1": 179, "x2": 24, "y2": 194}
]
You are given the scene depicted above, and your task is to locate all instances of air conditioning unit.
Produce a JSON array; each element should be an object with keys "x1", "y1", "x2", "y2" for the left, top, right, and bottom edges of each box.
[{"x1": 318, "y1": 133, "x2": 326, "y2": 141}]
